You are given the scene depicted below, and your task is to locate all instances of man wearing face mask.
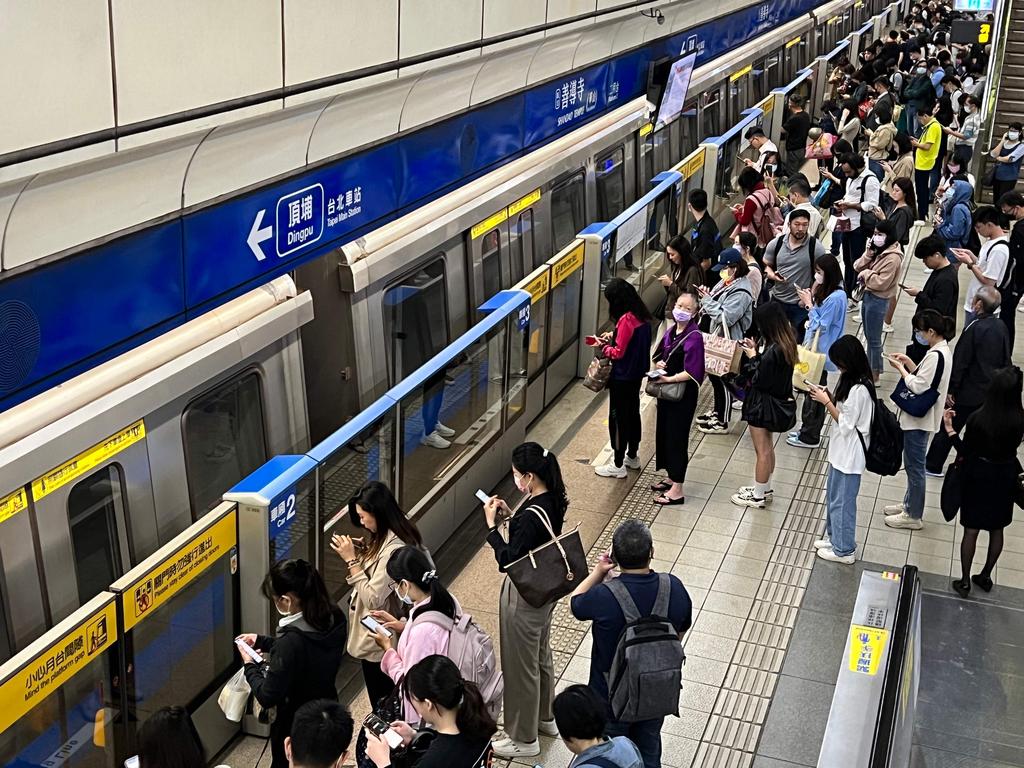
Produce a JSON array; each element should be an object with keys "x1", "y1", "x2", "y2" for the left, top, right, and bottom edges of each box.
[
  {"x1": 903, "y1": 58, "x2": 935, "y2": 139},
  {"x1": 989, "y1": 122, "x2": 1024, "y2": 203},
  {"x1": 925, "y1": 286, "x2": 1010, "y2": 477},
  {"x1": 762, "y1": 210, "x2": 825, "y2": 337},
  {"x1": 834, "y1": 153, "x2": 881, "y2": 295}
]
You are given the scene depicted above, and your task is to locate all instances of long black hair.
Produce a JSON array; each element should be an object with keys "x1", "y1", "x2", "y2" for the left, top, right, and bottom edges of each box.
[
  {"x1": 829, "y1": 335, "x2": 874, "y2": 403},
  {"x1": 348, "y1": 480, "x2": 423, "y2": 559},
  {"x1": 752, "y1": 302, "x2": 798, "y2": 367},
  {"x1": 738, "y1": 167, "x2": 764, "y2": 196},
  {"x1": 603, "y1": 277, "x2": 653, "y2": 322},
  {"x1": 666, "y1": 235, "x2": 697, "y2": 282},
  {"x1": 912, "y1": 308, "x2": 955, "y2": 340},
  {"x1": 812, "y1": 254, "x2": 844, "y2": 305},
  {"x1": 968, "y1": 366, "x2": 1024, "y2": 446},
  {"x1": 403, "y1": 655, "x2": 496, "y2": 741},
  {"x1": 262, "y1": 558, "x2": 336, "y2": 632},
  {"x1": 892, "y1": 176, "x2": 917, "y2": 214},
  {"x1": 138, "y1": 707, "x2": 205, "y2": 768},
  {"x1": 386, "y1": 546, "x2": 455, "y2": 622},
  {"x1": 511, "y1": 442, "x2": 569, "y2": 518}
]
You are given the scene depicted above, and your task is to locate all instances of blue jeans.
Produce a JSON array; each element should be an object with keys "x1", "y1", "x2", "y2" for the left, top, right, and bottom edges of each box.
[
  {"x1": 905, "y1": 102, "x2": 919, "y2": 136},
  {"x1": 776, "y1": 300, "x2": 809, "y2": 339},
  {"x1": 826, "y1": 465, "x2": 861, "y2": 556},
  {"x1": 903, "y1": 429, "x2": 929, "y2": 520},
  {"x1": 606, "y1": 717, "x2": 663, "y2": 768},
  {"x1": 861, "y1": 292, "x2": 888, "y2": 374}
]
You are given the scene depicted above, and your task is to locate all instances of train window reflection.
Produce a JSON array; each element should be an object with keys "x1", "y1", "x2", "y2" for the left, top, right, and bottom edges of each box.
[
  {"x1": 183, "y1": 373, "x2": 268, "y2": 517},
  {"x1": 596, "y1": 147, "x2": 625, "y2": 220},
  {"x1": 481, "y1": 229, "x2": 503, "y2": 301},
  {"x1": 67, "y1": 466, "x2": 124, "y2": 605},
  {"x1": 679, "y1": 103, "x2": 698, "y2": 158},
  {"x1": 701, "y1": 91, "x2": 721, "y2": 139},
  {"x1": 383, "y1": 259, "x2": 449, "y2": 384},
  {"x1": 550, "y1": 172, "x2": 586, "y2": 253},
  {"x1": 518, "y1": 211, "x2": 538, "y2": 271}
]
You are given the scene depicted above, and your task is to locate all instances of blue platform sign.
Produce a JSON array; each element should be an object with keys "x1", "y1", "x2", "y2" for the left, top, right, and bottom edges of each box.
[{"x1": 274, "y1": 184, "x2": 324, "y2": 258}]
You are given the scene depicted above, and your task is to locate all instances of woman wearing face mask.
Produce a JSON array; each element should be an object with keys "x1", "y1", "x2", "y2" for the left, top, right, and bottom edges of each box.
[
  {"x1": 332, "y1": 481, "x2": 425, "y2": 707},
  {"x1": 874, "y1": 176, "x2": 918, "y2": 332},
  {"x1": 656, "y1": 235, "x2": 703, "y2": 331},
  {"x1": 944, "y1": 94, "x2": 981, "y2": 163},
  {"x1": 788, "y1": 255, "x2": 847, "y2": 449},
  {"x1": 854, "y1": 220, "x2": 904, "y2": 382},
  {"x1": 935, "y1": 150, "x2": 975, "y2": 204},
  {"x1": 695, "y1": 249, "x2": 755, "y2": 435},
  {"x1": 237, "y1": 559, "x2": 346, "y2": 768},
  {"x1": 989, "y1": 121, "x2": 1024, "y2": 203},
  {"x1": 482, "y1": 442, "x2": 569, "y2": 758},
  {"x1": 364, "y1": 655, "x2": 497, "y2": 768},
  {"x1": 650, "y1": 292, "x2": 705, "y2": 505}
]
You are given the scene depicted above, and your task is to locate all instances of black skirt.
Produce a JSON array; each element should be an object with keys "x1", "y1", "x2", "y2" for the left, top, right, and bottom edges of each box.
[
  {"x1": 959, "y1": 457, "x2": 1017, "y2": 531},
  {"x1": 655, "y1": 382, "x2": 699, "y2": 482}
]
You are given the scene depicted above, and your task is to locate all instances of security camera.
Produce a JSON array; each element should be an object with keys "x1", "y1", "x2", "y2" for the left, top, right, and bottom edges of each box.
[{"x1": 640, "y1": 9, "x2": 665, "y2": 25}]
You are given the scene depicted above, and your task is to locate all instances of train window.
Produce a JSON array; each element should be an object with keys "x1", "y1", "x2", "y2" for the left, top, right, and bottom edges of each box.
[
  {"x1": 596, "y1": 147, "x2": 625, "y2": 220},
  {"x1": 481, "y1": 229, "x2": 503, "y2": 301},
  {"x1": 517, "y1": 211, "x2": 538, "y2": 271},
  {"x1": 640, "y1": 135, "x2": 654, "y2": 192},
  {"x1": 183, "y1": 373, "x2": 268, "y2": 517},
  {"x1": 383, "y1": 259, "x2": 449, "y2": 384},
  {"x1": 679, "y1": 102, "x2": 699, "y2": 158},
  {"x1": 550, "y1": 172, "x2": 586, "y2": 253},
  {"x1": 701, "y1": 90, "x2": 721, "y2": 139},
  {"x1": 67, "y1": 465, "x2": 124, "y2": 604},
  {"x1": 762, "y1": 52, "x2": 781, "y2": 92}
]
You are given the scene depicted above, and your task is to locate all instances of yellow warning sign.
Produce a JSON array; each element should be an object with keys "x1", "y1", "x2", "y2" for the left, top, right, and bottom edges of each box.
[
  {"x1": 684, "y1": 150, "x2": 706, "y2": 180},
  {"x1": 32, "y1": 420, "x2": 145, "y2": 501},
  {"x1": 471, "y1": 209, "x2": 509, "y2": 240},
  {"x1": 786, "y1": 36, "x2": 802, "y2": 48},
  {"x1": 551, "y1": 243, "x2": 585, "y2": 288},
  {"x1": 0, "y1": 488, "x2": 28, "y2": 525},
  {"x1": 523, "y1": 272, "x2": 551, "y2": 304},
  {"x1": 0, "y1": 599, "x2": 116, "y2": 733},
  {"x1": 730, "y1": 65, "x2": 752, "y2": 82},
  {"x1": 121, "y1": 510, "x2": 237, "y2": 631},
  {"x1": 827, "y1": 15, "x2": 839, "y2": 24},
  {"x1": 507, "y1": 189, "x2": 541, "y2": 218},
  {"x1": 848, "y1": 624, "x2": 889, "y2": 675},
  {"x1": 639, "y1": 123, "x2": 654, "y2": 138}
]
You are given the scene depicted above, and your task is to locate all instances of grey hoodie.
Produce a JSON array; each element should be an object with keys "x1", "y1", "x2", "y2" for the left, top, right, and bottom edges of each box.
[
  {"x1": 701, "y1": 275, "x2": 755, "y2": 340},
  {"x1": 570, "y1": 737, "x2": 644, "y2": 768}
]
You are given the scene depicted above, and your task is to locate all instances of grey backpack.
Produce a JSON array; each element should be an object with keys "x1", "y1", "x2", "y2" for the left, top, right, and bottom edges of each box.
[
  {"x1": 605, "y1": 574, "x2": 684, "y2": 722},
  {"x1": 414, "y1": 612, "x2": 503, "y2": 719}
]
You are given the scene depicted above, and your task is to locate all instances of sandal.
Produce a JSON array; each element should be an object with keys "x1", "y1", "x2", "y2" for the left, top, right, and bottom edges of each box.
[
  {"x1": 971, "y1": 574, "x2": 994, "y2": 592},
  {"x1": 951, "y1": 579, "x2": 971, "y2": 598},
  {"x1": 654, "y1": 493, "x2": 686, "y2": 506},
  {"x1": 650, "y1": 480, "x2": 672, "y2": 492}
]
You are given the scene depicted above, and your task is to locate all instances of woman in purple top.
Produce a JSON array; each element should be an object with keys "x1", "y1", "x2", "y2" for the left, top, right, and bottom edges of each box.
[{"x1": 650, "y1": 292, "x2": 706, "y2": 505}]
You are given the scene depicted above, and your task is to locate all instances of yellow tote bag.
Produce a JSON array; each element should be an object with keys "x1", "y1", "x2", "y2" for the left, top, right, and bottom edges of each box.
[{"x1": 793, "y1": 329, "x2": 826, "y2": 392}]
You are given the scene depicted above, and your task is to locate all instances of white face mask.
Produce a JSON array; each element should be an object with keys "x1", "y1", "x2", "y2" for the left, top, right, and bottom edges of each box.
[
  {"x1": 1008, "y1": 131, "x2": 1021, "y2": 142},
  {"x1": 814, "y1": 272, "x2": 825, "y2": 285},
  {"x1": 872, "y1": 234, "x2": 887, "y2": 248},
  {"x1": 394, "y1": 582, "x2": 415, "y2": 606},
  {"x1": 275, "y1": 598, "x2": 292, "y2": 617}
]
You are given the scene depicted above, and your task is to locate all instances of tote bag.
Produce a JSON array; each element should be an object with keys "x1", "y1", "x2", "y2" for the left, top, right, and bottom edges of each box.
[
  {"x1": 793, "y1": 329, "x2": 826, "y2": 392},
  {"x1": 702, "y1": 315, "x2": 742, "y2": 377},
  {"x1": 505, "y1": 506, "x2": 587, "y2": 608}
]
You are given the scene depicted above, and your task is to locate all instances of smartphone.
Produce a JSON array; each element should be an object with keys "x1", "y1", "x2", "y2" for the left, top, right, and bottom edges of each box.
[
  {"x1": 125, "y1": 757, "x2": 139, "y2": 768},
  {"x1": 234, "y1": 639, "x2": 263, "y2": 664},
  {"x1": 360, "y1": 615, "x2": 393, "y2": 638},
  {"x1": 475, "y1": 489, "x2": 491, "y2": 504},
  {"x1": 898, "y1": 282, "x2": 908, "y2": 289},
  {"x1": 764, "y1": 163, "x2": 777, "y2": 177},
  {"x1": 585, "y1": 335, "x2": 601, "y2": 346},
  {"x1": 646, "y1": 369, "x2": 664, "y2": 378},
  {"x1": 364, "y1": 713, "x2": 404, "y2": 749}
]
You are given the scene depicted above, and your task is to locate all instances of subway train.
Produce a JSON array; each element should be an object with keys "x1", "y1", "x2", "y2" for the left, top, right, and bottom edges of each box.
[{"x1": 0, "y1": 0, "x2": 902, "y2": 663}]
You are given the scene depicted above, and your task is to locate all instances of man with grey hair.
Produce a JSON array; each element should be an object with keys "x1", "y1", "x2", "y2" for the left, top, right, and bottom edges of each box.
[
  {"x1": 569, "y1": 519, "x2": 691, "y2": 768},
  {"x1": 925, "y1": 285, "x2": 1011, "y2": 476}
]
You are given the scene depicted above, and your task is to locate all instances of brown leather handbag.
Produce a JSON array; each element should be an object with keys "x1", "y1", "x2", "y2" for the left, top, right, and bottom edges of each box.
[{"x1": 504, "y1": 506, "x2": 587, "y2": 608}]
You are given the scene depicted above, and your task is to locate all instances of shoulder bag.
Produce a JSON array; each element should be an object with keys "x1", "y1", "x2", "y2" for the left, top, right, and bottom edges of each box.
[
  {"x1": 793, "y1": 328, "x2": 826, "y2": 392},
  {"x1": 940, "y1": 456, "x2": 964, "y2": 522},
  {"x1": 645, "y1": 330, "x2": 700, "y2": 401},
  {"x1": 504, "y1": 506, "x2": 587, "y2": 608},
  {"x1": 890, "y1": 350, "x2": 945, "y2": 418},
  {"x1": 583, "y1": 350, "x2": 612, "y2": 392}
]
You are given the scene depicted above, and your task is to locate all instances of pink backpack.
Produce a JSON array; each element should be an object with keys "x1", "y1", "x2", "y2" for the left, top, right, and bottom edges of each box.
[{"x1": 416, "y1": 612, "x2": 504, "y2": 718}]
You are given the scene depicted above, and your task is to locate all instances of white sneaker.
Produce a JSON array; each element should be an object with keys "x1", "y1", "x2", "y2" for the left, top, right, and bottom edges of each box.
[
  {"x1": 697, "y1": 417, "x2": 729, "y2": 434},
  {"x1": 816, "y1": 546, "x2": 856, "y2": 564},
  {"x1": 885, "y1": 511, "x2": 923, "y2": 530},
  {"x1": 623, "y1": 455, "x2": 642, "y2": 470},
  {"x1": 739, "y1": 485, "x2": 774, "y2": 502},
  {"x1": 539, "y1": 719, "x2": 559, "y2": 737},
  {"x1": 421, "y1": 431, "x2": 451, "y2": 449},
  {"x1": 882, "y1": 322, "x2": 894, "y2": 333},
  {"x1": 813, "y1": 535, "x2": 832, "y2": 549},
  {"x1": 882, "y1": 502, "x2": 905, "y2": 516},
  {"x1": 786, "y1": 435, "x2": 820, "y2": 449},
  {"x1": 851, "y1": 313, "x2": 862, "y2": 324},
  {"x1": 595, "y1": 462, "x2": 627, "y2": 479},
  {"x1": 434, "y1": 422, "x2": 455, "y2": 438},
  {"x1": 491, "y1": 739, "x2": 540, "y2": 759},
  {"x1": 731, "y1": 488, "x2": 767, "y2": 508},
  {"x1": 696, "y1": 409, "x2": 716, "y2": 424}
]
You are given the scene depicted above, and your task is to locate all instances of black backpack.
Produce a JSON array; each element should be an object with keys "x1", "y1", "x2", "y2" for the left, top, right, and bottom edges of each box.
[{"x1": 856, "y1": 382, "x2": 903, "y2": 476}]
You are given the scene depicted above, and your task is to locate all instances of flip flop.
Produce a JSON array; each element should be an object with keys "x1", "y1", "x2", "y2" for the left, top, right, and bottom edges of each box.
[
  {"x1": 650, "y1": 480, "x2": 672, "y2": 492},
  {"x1": 654, "y1": 493, "x2": 685, "y2": 506}
]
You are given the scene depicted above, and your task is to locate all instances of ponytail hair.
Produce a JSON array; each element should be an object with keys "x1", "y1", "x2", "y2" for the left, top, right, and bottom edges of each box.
[
  {"x1": 511, "y1": 442, "x2": 569, "y2": 517},
  {"x1": 262, "y1": 558, "x2": 336, "y2": 632},
  {"x1": 385, "y1": 546, "x2": 455, "y2": 622},
  {"x1": 402, "y1": 655, "x2": 496, "y2": 742},
  {"x1": 912, "y1": 308, "x2": 955, "y2": 340}
]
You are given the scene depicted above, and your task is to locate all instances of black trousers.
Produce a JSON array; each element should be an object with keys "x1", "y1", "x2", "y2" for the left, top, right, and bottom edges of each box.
[
  {"x1": 362, "y1": 658, "x2": 396, "y2": 711},
  {"x1": 711, "y1": 375, "x2": 732, "y2": 422},
  {"x1": 608, "y1": 378, "x2": 643, "y2": 466},
  {"x1": 926, "y1": 402, "x2": 981, "y2": 473},
  {"x1": 1000, "y1": 289, "x2": 1021, "y2": 353},
  {"x1": 842, "y1": 227, "x2": 868, "y2": 295},
  {"x1": 992, "y1": 177, "x2": 1018, "y2": 206},
  {"x1": 798, "y1": 369, "x2": 829, "y2": 443}
]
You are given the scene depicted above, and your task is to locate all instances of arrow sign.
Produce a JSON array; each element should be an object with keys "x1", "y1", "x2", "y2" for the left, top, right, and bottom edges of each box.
[{"x1": 247, "y1": 209, "x2": 272, "y2": 261}]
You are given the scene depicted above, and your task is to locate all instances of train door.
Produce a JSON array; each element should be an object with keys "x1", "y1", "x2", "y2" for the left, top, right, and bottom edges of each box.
[
  {"x1": 597, "y1": 145, "x2": 627, "y2": 219},
  {"x1": 727, "y1": 69, "x2": 754, "y2": 127},
  {"x1": 699, "y1": 86, "x2": 725, "y2": 141},
  {"x1": 0, "y1": 490, "x2": 46, "y2": 657},
  {"x1": 508, "y1": 199, "x2": 540, "y2": 279},
  {"x1": 384, "y1": 254, "x2": 453, "y2": 386},
  {"x1": 548, "y1": 171, "x2": 587, "y2": 257},
  {"x1": 467, "y1": 211, "x2": 513, "y2": 321}
]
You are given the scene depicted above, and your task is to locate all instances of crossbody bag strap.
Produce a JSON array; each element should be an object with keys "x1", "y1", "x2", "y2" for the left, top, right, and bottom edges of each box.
[{"x1": 927, "y1": 349, "x2": 945, "y2": 390}]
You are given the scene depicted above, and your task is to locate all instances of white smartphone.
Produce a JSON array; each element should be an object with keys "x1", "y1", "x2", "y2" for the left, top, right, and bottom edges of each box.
[
  {"x1": 125, "y1": 757, "x2": 139, "y2": 768},
  {"x1": 475, "y1": 489, "x2": 491, "y2": 504},
  {"x1": 646, "y1": 370, "x2": 664, "y2": 378},
  {"x1": 234, "y1": 639, "x2": 263, "y2": 663},
  {"x1": 364, "y1": 713, "x2": 404, "y2": 749},
  {"x1": 360, "y1": 615, "x2": 393, "y2": 637}
]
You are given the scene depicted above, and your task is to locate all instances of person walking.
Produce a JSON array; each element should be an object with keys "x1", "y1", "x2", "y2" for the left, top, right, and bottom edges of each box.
[
  {"x1": 732, "y1": 303, "x2": 800, "y2": 508},
  {"x1": 854, "y1": 220, "x2": 903, "y2": 383},
  {"x1": 924, "y1": 287, "x2": 1011, "y2": 477},
  {"x1": 901, "y1": 234, "x2": 959, "y2": 363},
  {"x1": 651, "y1": 292, "x2": 705, "y2": 504},
  {"x1": 482, "y1": 443, "x2": 568, "y2": 758},
  {"x1": 788, "y1": 254, "x2": 847, "y2": 449},
  {"x1": 332, "y1": 481, "x2": 424, "y2": 707},
  {"x1": 695, "y1": 249, "x2": 754, "y2": 435},
  {"x1": 811, "y1": 336, "x2": 875, "y2": 564},
  {"x1": 884, "y1": 310, "x2": 954, "y2": 531},
  {"x1": 592, "y1": 278, "x2": 653, "y2": 478},
  {"x1": 946, "y1": 366, "x2": 1024, "y2": 598},
  {"x1": 762, "y1": 209, "x2": 825, "y2": 336},
  {"x1": 989, "y1": 122, "x2": 1024, "y2": 203}
]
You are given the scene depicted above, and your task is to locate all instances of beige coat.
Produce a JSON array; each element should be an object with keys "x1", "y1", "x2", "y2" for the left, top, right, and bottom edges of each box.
[
  {"x1": 345, "y1": 532, "x2": 405, "y2": 661},
  {"x1": 867, "y1": 123, "x2": 897, "y2": 160},
  {"x1": 854, "y1": 242, "x2": 903, "y2": 298}
]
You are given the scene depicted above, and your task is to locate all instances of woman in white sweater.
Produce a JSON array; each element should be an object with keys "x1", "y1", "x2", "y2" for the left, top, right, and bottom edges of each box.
[{"x1": 809, "y1": 335, "x2": 875, "y2": 564}]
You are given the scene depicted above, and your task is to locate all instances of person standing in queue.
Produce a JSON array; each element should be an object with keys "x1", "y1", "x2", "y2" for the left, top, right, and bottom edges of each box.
[
  {"x1": 137, "y1": 707, "x2": 205, "y2": 768},
  {"x1": 650, "y1": 292, "x2": 705, "y2": 505},
  {"x1": 688, "y1": 189, "x2": 721, "y2": 283},
  {"x1": 237, "y1": 559, "x2": 347, "y2": 768},
  {"x1": 482, "y1": 442, "x2": 569, "y2": 758},
  {"x1": 592, "y1": 279, "x2": 653, "y2": 479},
  {"x1": 656, "y1": 236, "x2": 703, "y2": 332},
  {"x1": 989, "y1": 122, "x2": 1024, "y2": 204},
  {"x1": 332, "y1": 481, "x2": 424, "y2": 707},
  {"x1": 902, "y1": 234, "x2": 959, "y2": 363},
  {"x1": 762, "y1": 209, "x2": 825, "y2": 337},
  {"x1": 854, "y1": 220, "x2": 903, "y2": 384}
]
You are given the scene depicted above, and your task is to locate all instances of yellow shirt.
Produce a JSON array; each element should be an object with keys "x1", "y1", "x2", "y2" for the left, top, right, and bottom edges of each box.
[{"x1": 914, "y1": 119, "x2": 942, "y2": 171}]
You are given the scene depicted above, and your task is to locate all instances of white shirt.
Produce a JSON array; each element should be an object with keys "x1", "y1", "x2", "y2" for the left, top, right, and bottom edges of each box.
[
  {"x1": 754, "y1": 140, "x2": 779, "y2": 172},
  {"x1": 828, "y1": 384, "x2": 874, "y2": 474},
  {"x1": 955, "y1": 111, "x2": 981, "y2": 147},
  {"x1": 783, "y1": 201, "x2": 824, "y2": 238},
  {"x1": 840, "y1": 168, "x2": 880, "y2": 229},
  {"x1": 896, "y1": 341, "x2": 952, "y2": 434},
  {"x1": 964, "y1": 235, "x2": 1009, "y2": 312}
]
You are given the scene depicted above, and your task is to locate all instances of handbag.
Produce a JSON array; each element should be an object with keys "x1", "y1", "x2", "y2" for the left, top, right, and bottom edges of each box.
[
  {"x1": 702, "y1": 315, "x2": 742, "y2": 377},
  {"x1": 742, "y1": 389, "x2": 797, "y2": 432},
  {"x1": 217, "y1": 667, "x2": 250, "y2": 722},
  {"x1": 504, "y1": 506, "x2": 587, "y2": 608},
  {"x1": 890, "y1": 350, "x2": 945, "y2": 418},
  {"x1": 940, "y1": 457, "x2": 963, "y2": 522},
  {"x1": 793, "y1": 329, "x2": 826, "y2": 392},
  {"x1": 646, "y1": 329, "x2": 699, "y2": 401},
  {"x1": 583, "y1": 351, "x2": 612, "y2": 392}
]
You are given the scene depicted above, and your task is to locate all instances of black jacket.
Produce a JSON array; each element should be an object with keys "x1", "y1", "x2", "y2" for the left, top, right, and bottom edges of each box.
[
  {"x1": 950, "y1": 314, "x2": 1011, "y2": 407},
  {"x1": 691, "y1": 214, "x2": 721, "y2": 269},
  {"x1": 750, "y1": 344, "x2": 794, "y2": 399},
  {"x1": 914, "y1": 265, "x2": 959, "y2": 336}
]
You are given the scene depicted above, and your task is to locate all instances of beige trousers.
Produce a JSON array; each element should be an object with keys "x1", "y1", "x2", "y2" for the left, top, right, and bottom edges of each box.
[{"x1": 499, "y1": 576, "x2": 555, "y2": 743}]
